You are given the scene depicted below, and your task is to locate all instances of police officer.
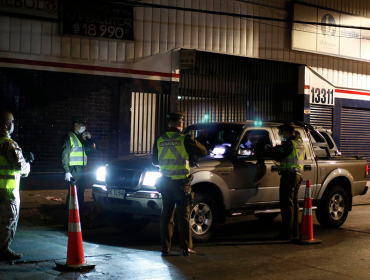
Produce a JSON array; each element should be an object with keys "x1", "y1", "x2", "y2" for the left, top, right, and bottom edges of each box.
[
  {"x1": 152, "y1": 111, "x2": 207, "y2": 256},
  {"x1": 61, "y1": 116, "x2": 95, "y2": 229},
  {"x1": 266, "y1": 122, "x2": 305, "y2": 240},
  {"x1": 0, "y1": 110, "x2": 30, "y2": 261}
]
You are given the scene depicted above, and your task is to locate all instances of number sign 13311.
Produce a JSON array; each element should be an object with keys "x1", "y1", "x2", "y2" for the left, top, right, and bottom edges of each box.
[{"x1": 310, "y1": 87, "x2": 334, "y2": 105}]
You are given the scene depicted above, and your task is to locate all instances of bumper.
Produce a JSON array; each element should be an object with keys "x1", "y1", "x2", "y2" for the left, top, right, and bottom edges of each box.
[{"x1": 92, "y1": 184, "x2": 162, "y2": 217}]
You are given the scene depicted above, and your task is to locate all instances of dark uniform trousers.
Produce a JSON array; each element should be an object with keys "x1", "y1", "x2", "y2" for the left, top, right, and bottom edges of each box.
[
  {"x1": 279, "y1": 171, "x2": 302, "y2": 238},
  {"x1": 160, "y1": 177, "x2": 193, "y2": 250},
  {"x1": 65, "y1": 165, "x2": 87, "y2": 219}
]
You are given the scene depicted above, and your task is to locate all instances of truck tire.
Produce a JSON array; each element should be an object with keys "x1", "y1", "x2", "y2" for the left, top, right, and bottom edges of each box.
[
  {"x1": 190, "y1": 193, "x2": 218, "y2": 243},
  {"x1": 254, "y1": 213, "x2": 279, "y2": 221},
  {"x1": 316, "y1": 185, "x2": 349, "y2": 228},
  {"x1": 111, "y1": 213, "x2": 150, "y2": 233}
]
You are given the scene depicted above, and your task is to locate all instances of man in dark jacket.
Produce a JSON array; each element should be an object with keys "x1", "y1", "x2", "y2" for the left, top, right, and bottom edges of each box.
[
  {"x1": 266, "y1": 122, "x2": 305, "y2": 240},
  {"x1": 152, "y1": 111, "x2": 207, "y2": 256}
]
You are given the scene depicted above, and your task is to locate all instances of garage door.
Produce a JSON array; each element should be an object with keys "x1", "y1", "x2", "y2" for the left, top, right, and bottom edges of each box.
[
  {"x1": 310, "y1": 104, "x2": 333, "y2": 130},
  {"x1": 341, "y1": 107, "x2": 370, "y2": 162}
]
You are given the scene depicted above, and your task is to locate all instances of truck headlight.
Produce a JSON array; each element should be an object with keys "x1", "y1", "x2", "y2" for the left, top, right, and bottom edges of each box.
[
  {"x1": 142, "y1": 171, "x2": 162, "y2": 187},
  {"x1": 96, "y1": 166, "x2": 106, "y2": 182}
]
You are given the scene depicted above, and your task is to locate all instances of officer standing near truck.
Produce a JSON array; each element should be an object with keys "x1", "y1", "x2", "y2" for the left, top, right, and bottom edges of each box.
[
  {"x1": 61, "y1": 116, "x2": 96, "y2": 229},
  {"x1": 152, "y1": 111, "x2": 207, "y2": 256},
  {"x1": 265, "y1": 122, "x2": 305, "y2": 240}
]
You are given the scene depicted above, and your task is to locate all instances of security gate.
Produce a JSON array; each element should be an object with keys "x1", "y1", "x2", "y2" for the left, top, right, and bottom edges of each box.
[
  {"x1": 309, "y1": 104, "x2": 333, "y2": 130},
  {"x1": 179, "y1": 51, "x2": 300, "y2": 127},
  {"x1": 130, "y1": 92, "x2": 170, "y2": 154},
  {"x1": 340, "y1": 107, "x2": 370, "y2": 162}
]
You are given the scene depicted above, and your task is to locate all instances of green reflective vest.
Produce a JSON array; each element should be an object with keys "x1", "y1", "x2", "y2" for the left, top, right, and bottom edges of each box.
[
  {"x1": 280, "y1": 139, "x2": 305, "y2": 173},
  {"x1": 0, "y1": 137, "x2": 20, "y2": 191},
  {"x1": 68, "y1": 132, "x2": 87, "y2": 166},
  {"x1": 157, "y1": 132, "x2": 190, "y2": 179}
]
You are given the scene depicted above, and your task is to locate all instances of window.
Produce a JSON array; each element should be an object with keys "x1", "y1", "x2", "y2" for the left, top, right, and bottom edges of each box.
[
  {"x1": 239, "y1": 130, "x2": 272, "y2": 158},
  {"x1": 320, "y1": 132, "x2": 335, "y2": 149},
  {"x1": 184, "y1": 124, "x2": 243, "y2": 156}
]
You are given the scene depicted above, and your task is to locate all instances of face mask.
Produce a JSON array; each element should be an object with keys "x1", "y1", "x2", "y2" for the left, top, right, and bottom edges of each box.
[{"x1": 78, "y1": 125, "x2": 86, "y2": 134}]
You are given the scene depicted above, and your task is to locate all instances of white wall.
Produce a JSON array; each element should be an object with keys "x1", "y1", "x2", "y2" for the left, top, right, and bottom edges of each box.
[{"x1": 1, "y1": 0, "x2": 370, "y2": 90}]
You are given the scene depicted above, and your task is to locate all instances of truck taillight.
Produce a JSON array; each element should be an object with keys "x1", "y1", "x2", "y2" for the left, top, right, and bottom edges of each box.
[{"x1": 366, "y1": 165, "x2": 368, "y2": 177}]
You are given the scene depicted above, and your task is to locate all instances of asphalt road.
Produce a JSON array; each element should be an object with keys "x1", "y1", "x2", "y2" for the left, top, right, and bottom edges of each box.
[{"x1": 2, "y1": 201, "x2": 370, "y2": 279}]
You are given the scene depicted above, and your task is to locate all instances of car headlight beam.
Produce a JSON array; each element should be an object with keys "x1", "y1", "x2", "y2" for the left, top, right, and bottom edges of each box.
[
  {"x1": 96, "y1": 166, "x2": 106, "y2": 182},
  {"x1": 142, "y1": 171, "x2": 162, "y2": 187}
]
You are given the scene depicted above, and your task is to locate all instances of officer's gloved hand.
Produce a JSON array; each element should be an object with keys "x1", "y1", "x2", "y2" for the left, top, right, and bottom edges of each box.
[
  {"x1": 23, "y1": 151, "x2": 34, "y2": 163},
  {"x1": 65, "y1": 172, "x2": 72, "y2": 181}
]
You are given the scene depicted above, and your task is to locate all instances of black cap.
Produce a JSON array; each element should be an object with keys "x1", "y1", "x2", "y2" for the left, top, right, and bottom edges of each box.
[
  {"x1": 278, "y1": 122, "x2": 295, "y2": 132},
  {"x1": 72, "y1": 116, "x2": 88, "y2": 125},
  {"x1": 167, "y1": 111, "x2": 185, "y2": 120}
]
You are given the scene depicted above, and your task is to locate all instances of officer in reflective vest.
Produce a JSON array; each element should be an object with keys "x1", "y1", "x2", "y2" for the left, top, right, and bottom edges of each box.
[
  {"x1": 0, "y1": 110, "x2": 30, "y2": 261},
  {"x1": 61, "y1": 116, "x2": 95, "y2": 229},
  {"x1": 152, "y1": 111, "x2": 207, "y2": 256},
  {"x1": 266, "y1": 122, "x2": 305, "y2": 240}
]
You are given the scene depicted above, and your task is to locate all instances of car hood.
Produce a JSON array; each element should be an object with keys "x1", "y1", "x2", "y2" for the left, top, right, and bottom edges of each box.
[
  {"x1": 107, "y1": 154, "x2": 230, "y2": 171},
  {"x1": 109, "y1": 154, "x2": 156, "y2": 170}
]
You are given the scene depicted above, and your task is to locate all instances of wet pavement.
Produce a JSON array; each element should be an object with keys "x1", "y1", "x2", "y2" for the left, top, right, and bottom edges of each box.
[
  {"x1": 1, "y1": 186, "x2": 370, "y2": 279},
  {"x1": 2, "y1": 202, "x2": 370, "y2": 279}
]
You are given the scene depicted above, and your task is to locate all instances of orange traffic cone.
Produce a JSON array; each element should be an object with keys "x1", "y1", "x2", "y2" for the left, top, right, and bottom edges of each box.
[
  {"x1": 55, "y1": 184, "x2": 95, "y2": 270},
  {"x1": 298, "y1": 180, "x2": 321, "y2": 245}
]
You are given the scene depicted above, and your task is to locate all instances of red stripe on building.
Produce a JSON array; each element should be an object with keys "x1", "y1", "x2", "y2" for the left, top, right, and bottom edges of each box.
[
  {"x1": 0, "y1": 57, "x2": 179, "y2": 78},
  {"x1": 335, "y1": 89, "x2": 370, "y2": 96},
  {"x1": 304, "y1": 85, "x2": 310, "y2": 89}
]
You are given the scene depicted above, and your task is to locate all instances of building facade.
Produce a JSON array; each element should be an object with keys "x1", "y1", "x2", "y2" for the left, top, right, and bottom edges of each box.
[{"x1": 1, "y1": 0, "x2": 370, "y2": 174}]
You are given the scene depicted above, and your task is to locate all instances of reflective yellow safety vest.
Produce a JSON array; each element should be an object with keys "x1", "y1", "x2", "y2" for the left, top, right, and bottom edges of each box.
[
  {"x1": 68, "y1": 132, "x2": 87, "y2": 166},
  {"x1": 0, "y1": 137, "x2": 20, "y2": 191},
  {"x1": 157, "y1": 132, "x2": 190, "y2": 179},
  {"x1": 280, "y1": 139, "x2": 305, "y2": 173}
]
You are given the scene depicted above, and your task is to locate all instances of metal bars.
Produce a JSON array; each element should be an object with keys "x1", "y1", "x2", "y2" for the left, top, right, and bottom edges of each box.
[
  {"x1": 178, "y1": 51, "x2": 299, "y2": 128},
  {"x1": 130, "y1": 92, "x2": 170, "y2": 154}
]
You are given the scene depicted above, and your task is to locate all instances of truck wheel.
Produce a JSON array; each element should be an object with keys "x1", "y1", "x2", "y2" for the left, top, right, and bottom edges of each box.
[
  {"x1": 316, "y1": 185, "x2": 349, "y2": 228},
  {"x1": 254, "y1": 213, "x2": 279, "y2": 221},
  {"x1": 111, "y1": 213, "x2": 150, "y2": 233},
  {"x1": 190, "y1": 193, "x2": 218, "y2": 243}
]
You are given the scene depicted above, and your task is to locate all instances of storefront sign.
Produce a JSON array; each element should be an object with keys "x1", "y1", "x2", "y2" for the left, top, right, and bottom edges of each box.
[
  {"x1": 293, "y1": 3, "x2": 370, "y2": 62},
  {"x1": 62, "y1": 0, "x2": 133, "y2": 41},
  {"x1": 0, "y1": 0, "x2": 58, "y2": 20},
  {"x1": 180, "y1": 49, "x2": 196, "y2": 69}
]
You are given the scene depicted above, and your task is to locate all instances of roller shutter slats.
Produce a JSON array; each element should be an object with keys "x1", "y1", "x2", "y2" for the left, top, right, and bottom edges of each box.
[
  {"x1": 309, "y1": 104, "x2": 333, "y2": 130},
  {"x1": 341, "y1": 107, "x2": 370, "y2": 162}
]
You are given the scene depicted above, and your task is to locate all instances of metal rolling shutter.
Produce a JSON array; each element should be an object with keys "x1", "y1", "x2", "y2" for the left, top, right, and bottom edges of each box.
[
  {"x1": 310, "y1": 104, "x2": 333, "y2": 130},
  {"x1": 341, "y1": 107, "x2": 370, "y2": 162}
]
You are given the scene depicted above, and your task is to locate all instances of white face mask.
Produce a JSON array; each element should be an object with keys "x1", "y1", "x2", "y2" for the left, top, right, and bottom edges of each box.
[{"x1": 78, "y1": 125, "x2": 86, "y2": 134}]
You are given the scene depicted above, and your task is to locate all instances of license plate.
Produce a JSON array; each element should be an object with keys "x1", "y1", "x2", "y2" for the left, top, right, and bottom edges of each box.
[{"x1": 108, "y1": 189, "x2": 125, "y2": 199}]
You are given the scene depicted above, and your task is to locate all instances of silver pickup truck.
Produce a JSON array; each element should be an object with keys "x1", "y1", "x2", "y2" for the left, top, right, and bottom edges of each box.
[{"x1": 92, "y1": 121, "x2": 368, "y2": 242}]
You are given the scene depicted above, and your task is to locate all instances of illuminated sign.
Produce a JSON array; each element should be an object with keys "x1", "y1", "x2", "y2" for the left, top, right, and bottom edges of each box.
[
  {"x1": 292, "y1": 3, "x2": 370, "y2": 62},
  {"x1": 62, "y1": 0, "x2": 134, "y2": 41}
]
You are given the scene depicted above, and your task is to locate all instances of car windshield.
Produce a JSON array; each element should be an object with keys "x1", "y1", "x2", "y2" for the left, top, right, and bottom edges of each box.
[{"x1": 183, "y1": 123, "x2": 244, "y2": 156}]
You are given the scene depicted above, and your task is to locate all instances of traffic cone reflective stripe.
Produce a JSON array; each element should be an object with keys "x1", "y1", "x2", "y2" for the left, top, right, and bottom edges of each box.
[
  {"x1": 55, "y1": 184, "x2": 95, "y2": 270},
  {"x1": 298, "y1": 180, "x2": 321, "y2": 245}
]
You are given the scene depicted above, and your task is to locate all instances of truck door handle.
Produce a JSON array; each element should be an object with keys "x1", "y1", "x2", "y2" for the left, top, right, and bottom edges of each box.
[
  {"x1": 271, "y1": 166, "x2": 279, "y2": 172},
  {"x1": 304, "y1": 165, "x2": 311, "y2": 171}
]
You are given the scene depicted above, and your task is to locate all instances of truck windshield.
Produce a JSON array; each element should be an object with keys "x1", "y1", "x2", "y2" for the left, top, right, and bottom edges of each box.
[{"x1": 183, "y1": 124, "x2": 244, "y2": 155}]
